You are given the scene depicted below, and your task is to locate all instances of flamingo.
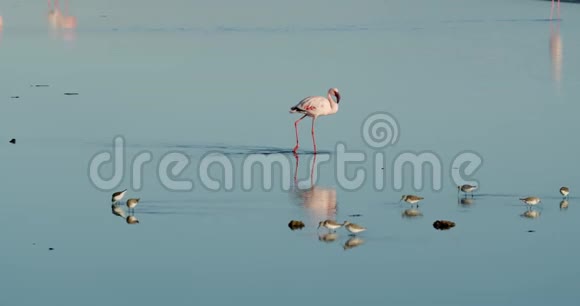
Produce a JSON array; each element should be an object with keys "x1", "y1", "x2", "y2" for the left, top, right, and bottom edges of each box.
[{"x1": 289, "y1": 88, "x2": 341, "y2": 154}]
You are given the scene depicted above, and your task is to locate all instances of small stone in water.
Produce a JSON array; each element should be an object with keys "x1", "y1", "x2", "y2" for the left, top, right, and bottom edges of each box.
[
  {"x1": 433, "y1": 220, "x2": 456, "y2": 230},
  {"x1": 288, "y1": 220, "x2": 305, "y2": 230}
]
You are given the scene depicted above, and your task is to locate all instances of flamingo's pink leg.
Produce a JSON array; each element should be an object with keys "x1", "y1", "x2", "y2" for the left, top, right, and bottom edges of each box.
[
  {"x1": 311, "y1": 117, "x2": 317, "y2": 154},
  {"x1": 293, "y1": 115, "x2": 307, "y2": 153}
]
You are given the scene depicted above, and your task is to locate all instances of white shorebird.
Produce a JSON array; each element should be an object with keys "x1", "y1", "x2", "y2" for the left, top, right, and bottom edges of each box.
[
  {"x1": 318, "y1": 220, "x2": 343, "y2": 232},
  {"x1": 560, "y1": 187, "x2": 569, "y2": 199},
  {"x1": 520, "y1": 196, "x2": 541, "y2": 207},
  {"x1": 458, "y1": 184, "x2": 477, "y2": 197},
  {"x1": 126, "y1": 198, "x2": 140, "y2": 213},
  {"x1": 318, "y1": 220, "x2": 344, "y2": 232},
  {"x1": 400, "y1": 195, "x2": 424, "y2": 206},
  {"x1": 289, "y1": 88, "x2": 341, "y2": 154},
  {"x1": 343, "y1": 221, "x2": 366, "y2": 235},
  {"x1": 111, "y1": 189, "x2": 127, "y2": 203}
]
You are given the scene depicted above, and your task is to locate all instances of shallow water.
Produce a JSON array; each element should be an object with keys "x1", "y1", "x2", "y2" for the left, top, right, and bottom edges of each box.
[{"x1": 1, "y1": 0, "x2": 580, "y2": 305}]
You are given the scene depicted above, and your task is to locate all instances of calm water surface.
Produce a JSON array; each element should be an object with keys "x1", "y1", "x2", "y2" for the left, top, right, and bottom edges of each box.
[{"x1": 1, "y1": 0, "x2": 580, "y2": 305}]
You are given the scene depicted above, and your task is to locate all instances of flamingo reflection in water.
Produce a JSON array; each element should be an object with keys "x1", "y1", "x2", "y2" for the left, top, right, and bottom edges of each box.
[
  {"x1": 48, "y1": 0, "x2": 77, "y2": 41},
  {"x1": 291, "y1": 153, "x2": 337, "y2": 225},
  {"x1": 0, "y1": 15, "x2": 3, "y2": 46},
  {"x1": 550, "y1": 0, "x2": 560, "y2": 21},
  {"x1": 549, "y1": 20, "x2": 562, "y2": 93}
]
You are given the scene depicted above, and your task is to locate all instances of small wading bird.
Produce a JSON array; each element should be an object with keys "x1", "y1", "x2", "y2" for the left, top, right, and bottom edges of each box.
[
  {"x1": 289, "y1": 88, "x2": 341, "y2": 154},
  {"x1": 520, "y1": 196, "x2": 541, "y2": 208},
  {"x1": 458, "y1": 184, "x2": 477, "y2": 197},
  {"x1": 400, "y1": 195, "x2": 424, "y2": 207},
  {"x1": 343, "y1": 221, "x2": 366, "y2": 235},
  {"x1": 111, "y1": 189, "x2": 127, "y2": 203},
  {"x1": 559, "y1": 186, "x2": 569, "y2": 199},
  {"x1": 126, "y1": 198, "x2": 140, "y2": 213},
  {"x1": 318, "y1": 220, "x2": 343, "y2": 232}
]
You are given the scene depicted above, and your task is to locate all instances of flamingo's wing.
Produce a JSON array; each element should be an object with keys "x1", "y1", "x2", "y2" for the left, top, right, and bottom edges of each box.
[{"x1": 290, "y1": 96, "x2": 328, "y2": 113}]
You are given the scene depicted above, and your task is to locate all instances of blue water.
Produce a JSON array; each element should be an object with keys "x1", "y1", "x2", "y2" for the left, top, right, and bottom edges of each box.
[{"x1": 1, "y1": 1, "x2": 580, "y2": 305}]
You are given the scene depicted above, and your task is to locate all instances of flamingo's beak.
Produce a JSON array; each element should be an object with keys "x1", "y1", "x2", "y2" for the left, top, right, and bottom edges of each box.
[{"x1": 335, "y1": 91, "x2": 341, "y2": 103}]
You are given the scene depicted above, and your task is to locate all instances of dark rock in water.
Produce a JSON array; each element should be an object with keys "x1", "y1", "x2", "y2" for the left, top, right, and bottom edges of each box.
[
  {"x1": 348, "y1": 214, "x2": 362, "y2": 217},
  {"x1": 33, "y1": 84, "x2": 49, "y2": 87},
  {"x1": 64, "y1": 92, "x2": 79, "y2": 95},
  {"x1": 433, "y1": 220, "x2": 455, "y2": 230},
  {"x1": 288, "y1": 220, "x2": 305, "y2": 230},
  {"x1": 11, "y1": 96, "x2": 20, "y2": 99},
  {"x1": 528, "y1": 230, "x2": 536, "y2": 233},
  {"x1": 9, "y1": 139, "x2": 16, "y2": 144},
  {"x1": 48, "y1": 247, "x2": 54, "y2": 251}
]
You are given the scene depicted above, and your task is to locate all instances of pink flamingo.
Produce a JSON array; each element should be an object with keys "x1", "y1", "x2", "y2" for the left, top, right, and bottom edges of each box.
[
  {"x1": 289, "y1": 88, "x2": 341, "y2": 154},
  {"x1": 551, "y1": 0, "x2": 560, "y2": 20}
]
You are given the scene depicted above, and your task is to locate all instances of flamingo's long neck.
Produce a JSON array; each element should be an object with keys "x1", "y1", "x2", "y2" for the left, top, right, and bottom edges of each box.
[{"x1": 327, "y1": 91, "x2": 339, "y2": 113}]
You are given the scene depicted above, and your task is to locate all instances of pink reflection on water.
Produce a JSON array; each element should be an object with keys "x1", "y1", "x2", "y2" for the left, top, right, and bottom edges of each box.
[
  {"x1": 48, "y1": 0, "x2": 77, "y2": 41},
  {"x1": 292, "y1": 154, "x2": 337, "y2": 223},
  {"x1": 549, "y1": 21, "x2": 562, "y2": 92},
  {"x1": 0, "y1": 16, "x2": 3, "y2": 46}
]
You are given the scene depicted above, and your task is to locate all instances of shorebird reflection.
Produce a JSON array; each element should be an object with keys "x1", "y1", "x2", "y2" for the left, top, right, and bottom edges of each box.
[
  {"x1": 458, "y1": 197, "x2": 475, "y2": 206},
  {"x1": 521, "y1": 209, "x2": 541, "y2": 219},
  {"x1": 111, "y1": 204, "x2": 126, "y2": 218},
  {"x1": 343, "y1": 237, "x2": 365, "y2": 250},
  {"x1": 401, "y1": 208, "x2": 423, "y2": 219},
  {"x1": 560, "y1": 200, "x2": 569, "y2": 210},
  {"x1": 126, "y1": 215, "x2": 140, "y2": 224},
  {"x1": 318, "y1": 232, "x2": 339, "y2": 243}
]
